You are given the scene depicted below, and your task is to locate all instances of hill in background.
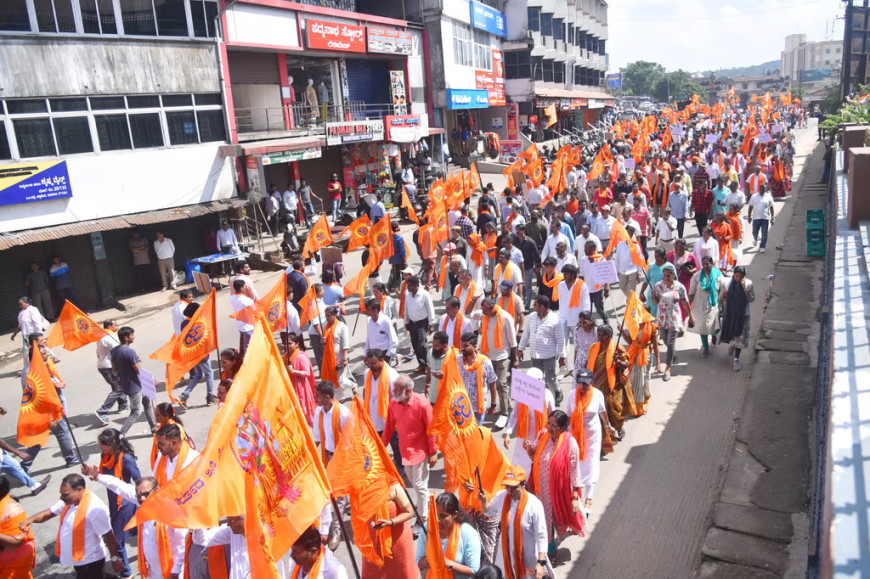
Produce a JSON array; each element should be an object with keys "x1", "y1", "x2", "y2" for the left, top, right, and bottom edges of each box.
[{"x1": 700, "y1": 59, "x2": 781, "y2": 78}]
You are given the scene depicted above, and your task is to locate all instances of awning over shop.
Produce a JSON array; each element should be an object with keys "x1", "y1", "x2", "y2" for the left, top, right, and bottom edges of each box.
[
  {"x1": 230, "y1": 136, "x2": 327, "y2": 157},
  {"x1": 533, "y1": 87, "x2": 611, "y2": 100}
]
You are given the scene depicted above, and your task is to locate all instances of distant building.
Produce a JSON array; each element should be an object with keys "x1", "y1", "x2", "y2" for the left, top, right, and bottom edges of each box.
[
  {"x1": 842, "y1": 0, "x2": 870, "y2": 97},
  {"x1": 780, "y1": 34, "x2": 840, "y2": 92}
]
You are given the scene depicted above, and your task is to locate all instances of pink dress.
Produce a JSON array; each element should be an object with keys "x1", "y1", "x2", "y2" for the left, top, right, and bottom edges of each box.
[
  {"x1": 532, "y1": 431, "x2": 582, "y2": 542},
  {"x1": 288, "y1": 351, "x2": 317, "y2": 425}
]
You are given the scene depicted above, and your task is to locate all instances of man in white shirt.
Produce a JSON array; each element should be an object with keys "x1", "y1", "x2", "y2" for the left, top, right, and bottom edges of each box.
[
  {"x1": 94, "y1": 319, "x2": 127, "y2": 423},
  {"x1": 494, "y1": 249, "x2": 524, "y2": 296},
  {"x1": 437, "y1": 296, "x2": 476, "y2": 347},
  {"x1": 654, "y1": 206, "x2": 678, "y2": 254},
  {"x1": 266, "y1": 187, "x2": 281, "y2": 234},
  {"x1": 592, "y1": 205, "x2": 616, "y2": 250},
  {"x1": 364, "y1": 298, "x2": 398, "y2": 361},
  {"x1": 312, "y1": 380, "x2": 350, "y2": 550},
  {"x1": 526, "y1": 185, "x2": 544, "y2": 208},
  {"x1": 194, "y1": 518, "x2": 249, "y2": 579},
  {"x1": 230, "y1": 262, "x2": 259, "y2": 302},
  {"x1": 172, "y1": 289, "x2": 194, "y2": 336},
  {"x1": 283, "y1": 185, "x2": 299, "y2": 217},
  {"x1": 285, "y1": 525, "x2": 349, "y2": 579},
  {"x1": 557, "y1": 264, "x2": 590, "y2": 366},
  {"x1": 229, "y1": 279, "x2": 255, "y2": 353},
  {"x1": 540, "y1": 219, "x2": 572, "y2": 262},
  {"x1": 747, "y1": 185, "x2": 776, "y2": 253},
  {"x1": 479, "y1": 298, "x2": 518, "y2": 426},
  {"x1": 22, "y1": 474, "x2": 126, "y2": 576},
  {"x1": 575, "y1": 224, "x2": 602, "y2": 258},
  {"x1": 402, "y1": 276, "x2": 435, "y2": 372},
  {"x1": 83, "y1": 468, "x2": 187, "y2": 578},
  {"x1": 518, "y1": 295, "x2": 566, "y2": 404},
  {"x1": 216, "y1": 222, "x2": 239, "y2": 273},
  {"x1": 353, "y1": 349, "x2": 401, "y2": 437},
  {"x1": 153, "y1": 423, "x2": 200, "y2": 484},
  {"x1": 509, "y1": 203, "x2": 526, "y2": 234},
  {"x1": 724, "y1": 180, "x2": 747, "y2": 215},
  {"x1": 614, "y1": 225, "x2": 641, "y2": 299},
  {"x1": 455, "y1": 269, "x2": 485, "y2": 320},
  {"x1": 153, "y1": 230, "x2": 177, "y2": 291},
  {"x1": 554, "y1": 241, "x2": 577, "y2": 273}
]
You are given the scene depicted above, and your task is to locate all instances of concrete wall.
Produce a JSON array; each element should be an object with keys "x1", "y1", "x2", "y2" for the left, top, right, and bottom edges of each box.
[
  {"x1": 0, "y1": 38, "x2": 219, "y2": 97},
  {"x1": 0, "y1": 145, "x2": 236, "y2": 233}
]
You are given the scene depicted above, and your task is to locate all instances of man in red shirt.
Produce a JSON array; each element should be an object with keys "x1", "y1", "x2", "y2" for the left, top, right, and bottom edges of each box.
[
  {"x1": 691, "y1": 180, "x2": 714, "y2": 235},
  {"x1": 631, "y1": 195, "x2": 652, "y2": 261},
  {"x1": 327, "y1": 173, "x2": 342, "y2": 223},
  {"x1": 381, "y1": 375, "x2": 437, "y2": 532}
]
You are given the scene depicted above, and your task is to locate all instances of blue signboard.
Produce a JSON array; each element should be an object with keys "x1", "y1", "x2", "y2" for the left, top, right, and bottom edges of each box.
[
  {"x1": 0, "y1": 161, "x2": 73, "y2": 207},
  {"x1": 447, "y1": 89, "x2": 490, "y2": 110},
  {"x1": 469, "y1": 0, "x2": 506, "y2": 38},
  {"x1": 606, "y1": 73, "x2": 622, "y2": 89}
]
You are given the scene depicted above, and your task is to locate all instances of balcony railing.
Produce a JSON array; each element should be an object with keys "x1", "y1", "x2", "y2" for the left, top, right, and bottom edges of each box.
[{"x1": 234, "y1": 101, "x2": 400, "y2": 135}]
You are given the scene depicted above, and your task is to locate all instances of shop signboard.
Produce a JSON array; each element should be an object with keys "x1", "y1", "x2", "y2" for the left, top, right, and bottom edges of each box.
[
  {"x1": 499, "y1": 140, "x2": 523, "y2": 164},
  {"x1": 390, "y1": 70, "x2": 408, "y2": 115},
  {"x1": 560, "y1": 99, "x2": 572, "y2": 110},
  {"x1": 0, "y1": 160, "x2": 72, "y2": 207},
  {"x1": 507, "y1": 104, "x2": 518, "y2": 139},
  {"x1": 446, "y1": 89, "x2": 489, "y2": 110},
  {"x1": 571, "y1": 98, "x2": 588, "y2": 109},
  {"x1": 384, "y1": 114, "x2": 422, "y2": 142},
  {"x1": 326, "y1": 120, "x2": 385, "y2": 145},
  {"x1": 306, "y1": 19, "x2": 366, "y2": 53},
  {"x1": 469, "y1": 0, "x2": 506, "y2": 38},
  {"x1": 491, "y1": 49, "x2": 506, "y2": 106},
  {"x1": 492, "y1": 117, "x2": 503, "y2": 129},
  {"x1": 475, "y1": 70, "x2": 494, "y2": 90},
  {"x1": 606, "y1": 73, "x2": 622, "y2": 88},
  {"x1": 534, "y1": 98, "x2": 559, "y2": 108},
  {"x1": 367, "y1": 26, "x2": 412, "y2": 55},
  {"x1": 261, "y1": 148, "x2": 322, "y2": 165},
  {"x1": 245, "y1": 156, "x2": 265, "y2": 203}
]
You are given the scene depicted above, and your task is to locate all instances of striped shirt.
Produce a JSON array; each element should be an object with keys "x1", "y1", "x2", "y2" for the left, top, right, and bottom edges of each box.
[{"x1": 518, "y1": 311, "x2": 566, "y2": 360}]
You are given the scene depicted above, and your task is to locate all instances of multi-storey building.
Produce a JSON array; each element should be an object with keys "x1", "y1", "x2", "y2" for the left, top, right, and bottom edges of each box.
[
  {"x1": 781, "y1": 34, "x2": 841, "y2": 92},
  {"x1": 842, "y1": 0, "x2": 870, "y2": 97}
]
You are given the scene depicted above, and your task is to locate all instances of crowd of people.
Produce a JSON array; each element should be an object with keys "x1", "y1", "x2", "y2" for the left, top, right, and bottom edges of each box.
[{"x1": 1, "y1": 96, "x2": 802, "y2": 579}]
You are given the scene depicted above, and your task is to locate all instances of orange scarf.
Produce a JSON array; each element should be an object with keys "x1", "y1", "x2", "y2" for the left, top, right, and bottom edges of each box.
[
  {"x1": 748, "y1": 173, "x2": 764, "y2": 194},
  {"x1": 398, "y1": 280, "x2": 408, "y2": 319},
  {"x1": 571, "y1": 387, "x2": 594, "y2": 461},
  {"x1": 56, "y1": 488, "x2": 92, "y2": 562},
  {"x1": 454, "y1": 281, "x2": 478, "y2": 313},
  {"x1": 542, "y1": 271, "x2": 564, "y2": 301},
  {"x1": 291, "y1": 545, "x2": 324, "y2": 579},
  {"x1": 495, "y1": 261, "x2": 513, "y2": 285},
  {"x1": 438, "y1": 255, "x2": 450, "y2": 290},
  {"x1": 480, "y1": 306, "x2": 504, "y2": 355},
  {"x1": 500, "y1": 490, "x2": 528, "y2": 579},
  {"x1": 138, "y1": 520, "x2": 173, "y2": 578},
  {"x1": 516, "y1": 402, "x2": 544, "y2": 441},
  {"x1": 320, "y1": 320, "x2": 338, "y2": 387},
  {"x1": 585, "y1": 253, "x2": 604, "y2": 291},
  {"x1": 0, "y1": 494, "x2": 34, "y2": 572},
  {"x1": 441, "y1": 312, "x2": 465, "y2": 347},
  {"x1": 497, "y1": 293, "x2": 516, "y2": 319},
  {"x1": 461, "y1": 352, "x2": 488, "y2": 414},
  {"x1": 727, "y1": 211, "x2": 743, "y2": 242},
  {"x1": 151, "y1": 419, "x2": 186, "y2": 470},
  {"x1": 468, "y1": 234, "x2": 487, "y2": 266},
  {"x1": 566, "y1": 279, "x2": 585, "y2": 308},
  {"x1": 184, "y1": 534, "x2": 227, "y2": 579},
  {"x1": 531, "y1": 431, "x2": 565, "y2": 494},
  {"x1": 711, "y1": 221, "x2": 733, "y2": 263},
  {"x1": 365, "y1": 368, "x2": 390, "y2": 420},
  {"x1": 587, "y1": 341, "x2": 617, "y2": 392},
  {"x1": 627, "y1": 323, "x2": 656, "y2": 369},
  {"x1": 318, "y1": 401, "x2": 342, "y2": 465},
  {"x1": 484, "y1": 232, "x2": 498, "y2": 259},
  {"x1": 100, "y1": 452, "x2": 125, "y2": 509},
  {"x1": 154, "y1": 442, "x2": 190, "y2": 487}
]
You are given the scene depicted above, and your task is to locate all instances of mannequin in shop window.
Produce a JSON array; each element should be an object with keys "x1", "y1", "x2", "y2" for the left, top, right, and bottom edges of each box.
[
  {"x1": 319, "y1": 81, "x2": 329, "y2": 122},
  {"x1": 305, "y1": 78, "x2": 319, "y2": 129},
  {"x1": 287, "y1": 75, "x2": 297, "y2": 129}
]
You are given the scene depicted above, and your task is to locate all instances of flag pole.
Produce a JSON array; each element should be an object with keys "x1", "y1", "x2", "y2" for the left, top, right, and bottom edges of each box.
[
  {"x1": 62, "y1": 413, "x2": 86, "y2": 465},
  {"x1": 400, "y1": 486, "x2": 428, "y2": 538},
  {"x1": 330, "y1": 495, "x2": 361, "y2": 579}
]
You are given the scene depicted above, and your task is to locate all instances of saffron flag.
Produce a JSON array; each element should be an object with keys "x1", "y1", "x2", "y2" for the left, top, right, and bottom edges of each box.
[
  {"x1": 297, "y1": 285, "x2": 321, "y2": 329},
  {"x1": 340, "y1": 214, "x2": 372, "y2": 253},
  {"x1": 425, "y1": 495, "x2": 451, "y2": 579},
  {"x1": 569, "y1": 145, "x2": 582, "y2": 166},
  {"x1": 229, "y1": 275, "x2": 288, "y2": 333},
  {"x1": 301, "y1": 214, "x2": 334, "y2": 259},
  {"x1": 523, "y1": 157, "x2": 544, "y2": 186},
  {"x1": 729, "y1": 84, "x2": 735, "y2": 97},
  {"x1": 400, "y1": 187, "x2": 420, "y2": 225},
  {"x1": 544, "y1": 103, "x2": 557, "y2": 128},
  {"x1": 428, "y1": 347, "x2": 487, "y2": 494},
  {"x1": 428, "y1": 178, "x2": 446, "y2": 205},
  {"x1": 603, "y1": 219, "x2": 647, "y2": 271},
  {"x1": 343, "y1": 260, "x2": 376, "y2": 298},
  {"x1": 587, "y1": 146, "x2": 609, "y2": 181},
  {"x1": 150, "y1": 289, "x2": 219, "y2": 402},
  {"x1": 520, "y1": 144, "x2": 539, "y2": 163},
  {"x1": 456, "y1": 426, "x2": 509, "y2": 513},
  {"x1": 46, "y1": 301, "x2": 109, "y2": 351},
  {"x1": 446, "y1": 173, "x2": 465, "y2": 210},
  {"x1": 17, "y1": 346, "x2": 64, "y2": 447},
  {"x1": 327, "y1": 397, "x2": 404, "y2": 567},
  {"x1": 661, "y1": 125, "x2": 672, "y2": 152},
  {"x1": 556, "y1": 144, "x2": 571, "y2": 164},
  {"x1": 428, "y1": 200, "x2": 450, "y2": 245},
  {"x1": 367, "y1": 214, "x2": 394, "y2": 264},
  {"x1": 466, "y1": 162, "x2": 482, "y2": 198},
  {"x1": 623, "y1": 290, "x2": 654, "y2": 341}
]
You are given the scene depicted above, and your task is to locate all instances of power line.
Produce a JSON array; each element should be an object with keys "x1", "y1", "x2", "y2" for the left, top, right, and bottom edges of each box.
[{"x1": 610, "y1": 0, "x2": 825, "y2": 22}]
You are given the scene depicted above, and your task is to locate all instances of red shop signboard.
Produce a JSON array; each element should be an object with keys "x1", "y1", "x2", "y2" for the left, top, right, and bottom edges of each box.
[{"x1": 307, "y1": 19, "x2": 366, "y2": 53}]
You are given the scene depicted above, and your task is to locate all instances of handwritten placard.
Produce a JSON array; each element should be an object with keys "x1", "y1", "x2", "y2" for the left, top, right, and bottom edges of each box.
[
  {"x1": 585, "y1": 259, "x2": 619, "y2": 289},
  {"x1": 771, "y1": 124, "x2": 784, "y2": 134},
  {"x1": 757, "y1": 133, "x2": 772, "y2": 143},
  {"x1": 705, "y1": 134, "x2": 719, "y2": 144},
  {"x1": 140, "y1": 369, "x2": 157, "y2": 402},
  {"x1": 623, "y1": 158, "x2": 636, "y2": 170},
  {"x1": 670, "y1": 125, "x2": 684, "y2": 137},
  {"x1": 511, "y1": 369, "x2": 546, "y2": 413}
]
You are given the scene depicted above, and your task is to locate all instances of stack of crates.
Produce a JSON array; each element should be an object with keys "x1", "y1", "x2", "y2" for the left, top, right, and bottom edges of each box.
[{"x1": 807, "y1": 210, "x2": 825, "y2": 256}]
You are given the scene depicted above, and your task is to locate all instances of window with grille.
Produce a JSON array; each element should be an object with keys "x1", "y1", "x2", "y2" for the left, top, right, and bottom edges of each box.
[
  {"x1": 541, "y1": 13, "x2": 552, "y2": 36},
  {"x1": 505, "y1": 51, "x2": 531, "y2": 79},
  {"x1": 527, "y1": 7, "x2": 540, "y2": 32}
]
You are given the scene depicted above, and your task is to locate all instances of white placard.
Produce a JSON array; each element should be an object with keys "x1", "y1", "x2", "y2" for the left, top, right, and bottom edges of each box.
[
  {"x1": 140, "y1": 369, "x2": 157, "y2": 402},
  {"x1": 757, "y1": 133, "x2": 772, "y2": 143},
  {"x1": 585, "y1": 259, "x2": 619, "y2": 289},
  {"x1": 623, "y1": 158, "x2": 636, "y2": 170},
  {"x1": 511, "y1": 369, "x2": 546, "y2": 413},
  {"x1": 705, "y1": 134, "x2": 719, "y2": 144},
  {"x1": 771, "y1": 124, "x2": 784, "y2": 134},
  {"x1": 670, "y1": 125, "x2": 684, "y2": 136}
]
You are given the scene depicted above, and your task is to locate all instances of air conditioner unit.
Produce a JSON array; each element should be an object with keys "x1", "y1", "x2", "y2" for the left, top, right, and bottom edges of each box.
[
  {"x1": 527, "y1": 30, "x2": 534, "y2": 39},
  {"x1": 599, "y1": 77, "x2": 604, "y2": 86}
]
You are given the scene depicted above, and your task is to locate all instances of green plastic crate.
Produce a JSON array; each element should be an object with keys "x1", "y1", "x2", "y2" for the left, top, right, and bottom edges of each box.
[
  {"x1": 806, "y1": 210, "x2": 825, "y2": 230},
  {"x1": 807, "y1": 241, "x2": 825, "y2": 256},
  {"x1": 807, "y1": 229, "x2": 824, "y2": 243}
]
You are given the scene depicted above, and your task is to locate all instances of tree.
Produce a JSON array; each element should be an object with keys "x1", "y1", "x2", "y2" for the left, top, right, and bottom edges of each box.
[
  {"x1": 790, "y1": 87, "x2": 808, "y2": 100},
  {"x1": 621, "y1": 61, "x2": 666, "y2": 97},
  {"x1": 651, "y1": 70, "x2": 709, "y2": 103}
]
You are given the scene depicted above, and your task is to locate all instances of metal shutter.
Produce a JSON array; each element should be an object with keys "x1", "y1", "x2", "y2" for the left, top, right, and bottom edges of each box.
[
  {"x1": 104, "y1": 229, "x2": 140, "y2": 297},
  {"x1": 0, "y1": 244, "x2": 48, "y2": 331},
  {"x1": 47, "y1": 235, "x2": 101, "y2": 311},
  {"x1": 227, "y1": 51, "x2": 280, "y2": 85},
  {"x1": 344, "y1": 59, "x2": 392, "y2": 105}
]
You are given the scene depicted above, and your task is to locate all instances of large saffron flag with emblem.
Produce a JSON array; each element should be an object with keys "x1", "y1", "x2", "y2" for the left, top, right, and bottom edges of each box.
[
  {"x1": 428, "y1": 347, "x2": 487, "y2": 494},
  {"x1": 150, "y1": 289, "x2": 218, "y2": 401},
  {"x1": 229, "y1": 275, "x2": 288, "y2": 333},
  {"x1": 46, "y1": 301, "x2": 109, "y2": 351},
  {"x1": 623, "y1": 290, "x2": 655, "y2": 341},
  {"x1": 301, "y1": 214, "x2": 334, "y2": 258},
  {"x1": 327, "y1": 397, "x2": 404, "y2": 567},
  {"x1": 340, "y1": 214, "x2": 372, "y2": 253},
  {"x1": 130, "y1": 317, "x2": 331, "y2": 578},
  {"x1": 17, "y1": 346, "x2": 64, "y2": 447},
  {"x1": 367, "y1": 214, "x2": 394, "y2": 264}
]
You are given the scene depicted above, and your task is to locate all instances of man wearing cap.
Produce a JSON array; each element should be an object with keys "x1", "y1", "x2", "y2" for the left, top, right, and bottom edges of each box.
[
  {"x1": 402, "y1": 276, "x2": 436, "y2": 373},
  {"x1": 591, "y1": 205, "x2": 616, "y2": 253},
  {"x1": 494, "y1": 249, "x2": 523, "y2": 301},
  {"x1": 478, "y1": 465, "x2": 552, "y2": 579},
  {"x1": 512, "y1": 223, "x2": 540, "y2": 312}
]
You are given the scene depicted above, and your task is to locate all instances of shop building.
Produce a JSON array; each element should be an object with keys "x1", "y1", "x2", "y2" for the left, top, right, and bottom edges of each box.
[
  {"x1": 220, "y1": 0, "x2": 435, "y2": 204},
  {"x1": 0, "y1": 0, "x2": 240, "y2": 325}
]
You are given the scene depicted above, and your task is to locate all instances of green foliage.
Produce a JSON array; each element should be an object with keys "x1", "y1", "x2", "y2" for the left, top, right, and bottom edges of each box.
[
  {"x1": 651, "y1": 70, "x2": 708, "y2": 103},
  {"x1": 790, "y1": 87, "x2": 808, "y2": 100},
  {"x1": 620, "y1": 61, "x2": 666, "y2": 97},
  {"x1": 819, "y1": 84, "x2": 867, "y2": 136}
]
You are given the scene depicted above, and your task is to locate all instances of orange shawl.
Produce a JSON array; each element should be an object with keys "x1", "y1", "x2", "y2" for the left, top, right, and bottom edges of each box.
[
  {"x1": 566, "y1": 279, "x2": 585, "y2": 309},
  {"x1": 320, "y1": 320, "x2": 338, "y2": 387},
  {"x1": 441, "y1": 312, "x2": 465, "y2": 346},
  {"x1": 587, "y1": 341, "x2": 617, "y2": 392},
  {"x1": 398, "y1": 280, "x2": 408, "y2": 319},
  {"x1": 627, "y1": 322, "x2": 656, "y2": 369},
  {"x1": 0, "y1": 494, "x2": 35, "y2": 574},
  {"x1": 711, "y1": 220, "x2": 733, "y2": 263},
  {"x1": 480, "y1": 306, "x2": 504, "y2": 355},
  {"x1": 495, "y1": 261, "x2": 514, "y2": 285},
  {"x1": 571, "y1": 387, "x2": 594, "y2": 461},
  {"x1": 727, "y1": 211, "x2": 743, "y2": 244},
  {"x1": 365, "y1": 368, "x2": 390, "y2": 420},
  {"x1": 454, "y1": 281, "x2": 478, "y2": 313},
  {"x1": 318, "y1": 401, "x2": 342, "y2": 464},
  {"x1": 497, "y1": 293, "x2": 516, "y2": 320},
  {"x1": 484, "y1": 232, "x2": 498, "y2": 260},
  {"x1": 500, "y1": 490, "x2": 528, "y2": 579},
  {"x1": 100, "y1": 452, "x2": 125, "y2": 509},
  {"x1": 467, "y1": 233, "x2": 487, "y2": 266},
  {"x1": 154, "y1": 443, "x2": 190, "y2": 487},
  {"x1": 460, "y1": 352, "x2": 488, "y2": 414},
  {"x1": 291, "y1": 545, "x2": 325, "y2": 579},
  {"x1": 138, "y1": 520, "x2": 173, "y2": 578},
  {"x1": 542, "y1": 271, "x2": 564, "y2": 301},
  {"x1": 56, "y1": 488, "x2": 92, "y2": 562}
]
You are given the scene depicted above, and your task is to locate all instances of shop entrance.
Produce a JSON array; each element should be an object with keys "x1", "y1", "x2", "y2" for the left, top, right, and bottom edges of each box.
[{"x1": 286, "y1": 56, "x2": 338, "y2": 125}]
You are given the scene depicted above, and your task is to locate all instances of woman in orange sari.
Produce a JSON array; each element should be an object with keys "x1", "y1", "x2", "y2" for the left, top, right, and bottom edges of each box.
[
  {"x1": 0, "y1": 476, "x2": 35, "y2": 579},
  {"x1": 726, "y1": 203, "x2": 744, "y2": 264},
  {"x1": 710, "y1": 211, "x2": 733, "y2": 272},
  {"x1": 362, "y1": 481, "x2": 417, "y2": 578}
]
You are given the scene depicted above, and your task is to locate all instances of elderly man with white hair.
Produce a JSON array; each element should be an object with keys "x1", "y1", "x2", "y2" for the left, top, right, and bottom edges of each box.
[{"x1": 380, "y1": 375, "x2": 437, "y2": 532}]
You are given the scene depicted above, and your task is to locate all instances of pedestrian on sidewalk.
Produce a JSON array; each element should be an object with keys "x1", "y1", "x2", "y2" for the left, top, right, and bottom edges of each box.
[
  {"x1": 129, "y1": 229, "x2": 152, "y2": 293},
  {"x1": 24, "y1": 261, "x2": 53, "y2": 320},
  {"x1": 747, "y1": 184, "x2": 775, "y2": 253},
  {"x1": 153, "y1": 230, "x2": 177, "y2": 291},
  {"x1": 94, "y1": 320, "x2": 127, "y2": 424},
  {"x1": 113, "y1": 327, "x2": 157, "y2": 436},
  {"x1": 719, "y1": 266, "x2": 755, "y2": 372},
  {"x1": 688, "y1": 256, "x2": 725, "y2": 359},
  {"x1": 50, "y1": 257, "x2": 84, "y2": 311}
]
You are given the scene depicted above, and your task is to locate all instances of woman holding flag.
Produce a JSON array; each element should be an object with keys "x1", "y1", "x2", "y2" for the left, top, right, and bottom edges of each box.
[
  {"x1": 416, "y1": 493, "x2": 481, "y2": 577},
  {"x1": 95, "y1": 428, "x2": 139, "y2": 577}
]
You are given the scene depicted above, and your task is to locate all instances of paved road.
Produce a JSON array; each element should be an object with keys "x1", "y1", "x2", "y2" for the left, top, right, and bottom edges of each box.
[{"x1": 0, "y1": 124, "x2": 819, "y2": 578}]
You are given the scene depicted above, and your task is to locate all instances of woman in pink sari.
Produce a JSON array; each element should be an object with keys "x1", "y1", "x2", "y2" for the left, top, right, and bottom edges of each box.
[
  {"x1": 284, "y1": 333, "x2": 317, "y2": 425},
  {"x1": 525, "y1": 410, "x2": 587, "y2": 563},
  {"x1": 0, "y1": 476, "x2": 35, "y2": 579}
]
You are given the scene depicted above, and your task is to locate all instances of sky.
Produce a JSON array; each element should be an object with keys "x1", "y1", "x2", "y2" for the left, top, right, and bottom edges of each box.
[{"x1": 607, "y1": 0, "x2": 845, "y2": 73}]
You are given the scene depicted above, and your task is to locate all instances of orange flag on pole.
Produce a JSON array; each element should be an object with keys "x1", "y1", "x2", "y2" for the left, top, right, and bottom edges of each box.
[
  {"x1": 603, "y1": 219, "x2": 647, "y2": 271},
  {"x1": 130, "y1": 317, "x2": 331, "y2": 578},
  {"x1": 339, "y1": 214, "x2": 372, "y2": 253},
  {"x1": 367, "y1": 214, "x2": 394, "y2": 264},
  {"x1": 327, "y1": 397, "x2": 404, "y2": 567},
  {"x1": 150, "y1": 289, "x2": 219, "y2": 402},
  {"x1": 297, "y1": 284, "x2": 321, "y2": 329},
  {"x1": 466, "y1": 162, "x2": 482, "y2": 198},
  {"x1": 729, "y1": 84, "x2": 735, "y2": 97},
  {"x1": 428, "y1": 178, "x2": 446, "y2": 205},
  {"x1": 569, "y1": 145, "x2": 582, "y2": 166},
  {"x1": 301, "y1": 214, "x2": 334, "y2": 258},
  {"x1": 46, "y1": 301, "x2": 109, "y2": 351},
  {"x1": 425, "y1": 494, "x2": 451, "y2": 579},
  {"x1": 523, "y1": 157, "x2": 544, "y2": 186},
  {"x1": 623, "y1": 290, "x2": 655, "y2": 341},
  {"x1": 229, "y1": 275, "x2": 288, "y2": 333},
  {"x1": 428, "y1": 347, "x2": 487, "y2": 493},
  {"x1": 400, "y1": 187, "x2": 420, "y2": 225},
  {"x1": 456, "y1": 426, "x2": 509, "y2": 513},
  {"x1": 587, "y1": 146, "x2": 609, "y2": 181},
  {"x1": 544, "y1": 103, "x2": 557, "y2": 128},
  {"x1": 17, "y1": 346, "x2": 64, "y2": 447},
  {"x1": 519, "y1": 144, "x2": 539, "y2": 163}
]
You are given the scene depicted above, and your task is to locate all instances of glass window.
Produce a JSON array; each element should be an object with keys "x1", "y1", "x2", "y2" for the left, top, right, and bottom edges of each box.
[
  {"x1": 95, "y1": 115, "x2": 132, "y2": 151},
  {"x1": 120, "y1": 0, "x2": 157, "y2": 36},
  {"x1": 14, "y1": 119, "x2": 57, "y2": 157},
  {"x1": 527, "y1": 7, "x2": 539, "y2": 32},
  {"x1": 194, "y1": 93, "x2": 222, "y2": 106},
  {"x1": 452, "y1": 21, "x2": 473, "y2": 67},
  {"x1": 541, "y1": 13, "x2": 552, "y2": 36},
  {"x1": 554, "y1": 62, "x2": 564, "y2": 84},
  {"x1": 90, "y1": 96, "x2": 126, "y2": 110},
  {"x1": 0, "y1": 123, "x2": 11, "y2": 160},
  {"x1": 505, "y1": 50, "x2": 531, "y2": 79},
  {"x1": 567, "y1": 25, "x2": 574, "y2": 45},
  {"x1": 162, "y1": 94, "x2": 193, "y2": 107},
  {"x1": 0, "y1": 0, "x2": 32, "y2": 30},
  {"x1": 6, "y1": 100, "x2": 48, "y2": 114},
  {"x1": 128, "y1": 95, "x2": 161, "y2": 108},
  {"x1": 33, "y1": 0, "x2": 77, "y2": 32},
  {"x1": 577, "y1": 30, "x2": 586, "y2": 50},
  {"x1": 190, "y1": 0, "x2": 217, "y2": 37},
  {"x1": 852, "y1": 35, "x2": 864, "y2": 54},
  {"x1": 53, "y1": 117, "x2": 93, "y2": 154},
  {"x1": 196, "y1": 110, "x2": 226, "y2": 142},
  {"x1": 543, "y1": 59, "x2": 554, "y2": 82},
  {"x1": 166, "y1": 111, "x2": 198, "y2": 144},
  {"x1": 837, "y1": 47, "x2": 842, "y2": 53},
  {"x1": 155, "y1": 0, "x2": 187, "y2": 36},
  {"x1": 473, "y1": 29, "x2": 492, "y2": 70},
  {"x1": 130, "y1": 113, "x2": 164, "y2": 148},
  {"x1": 553, "y1": 18, "x2": 563, "y2": 41},
  {"x1": 50, "y1": 98, "x2": 88, "y2": 112},
  {"x1": 79, "y1": 0, "x2": 118, "y2": 34},
  {"x1": 852, "y1": 9, "x2": 866, "y2": 31}
]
